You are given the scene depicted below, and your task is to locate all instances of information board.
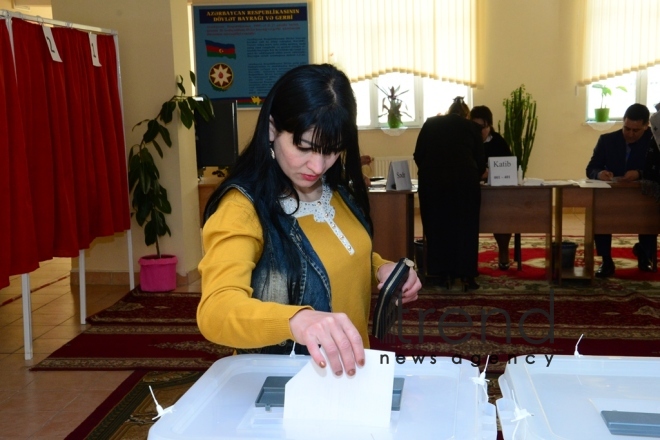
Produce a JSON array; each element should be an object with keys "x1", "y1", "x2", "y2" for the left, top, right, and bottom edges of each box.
[{"x1": 192, "y1": 3, "x2": 309, "y2": 107}]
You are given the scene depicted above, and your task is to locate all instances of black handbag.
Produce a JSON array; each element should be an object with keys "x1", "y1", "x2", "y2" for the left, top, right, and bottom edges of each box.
[{"x1": 372, "y1": 257, "x2": 414, "y2": 341}]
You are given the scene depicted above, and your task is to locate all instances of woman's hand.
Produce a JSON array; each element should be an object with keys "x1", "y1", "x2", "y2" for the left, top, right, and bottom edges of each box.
[
  {"x1": 377, "y1": 263, "x2": 421, "y2": 304},
  {"x1": 289, "y1": 310, "x2": 365, "y2": 376}
]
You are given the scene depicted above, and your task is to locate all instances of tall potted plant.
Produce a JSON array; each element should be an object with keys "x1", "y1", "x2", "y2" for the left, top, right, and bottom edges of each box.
[
  {"x1": 591, "y1": 83, "x2": 627, "y2": 122},
  {"x1": 128, "y1": 72, "x2": 213, "y2": 291},
  {"x1": 498, "y1": 84, "x2": 538, "y2": 178}
]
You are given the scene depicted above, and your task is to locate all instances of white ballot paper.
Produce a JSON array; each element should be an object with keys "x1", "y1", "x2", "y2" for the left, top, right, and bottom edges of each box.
[{"x1": 283, "y1": 349, "x2": 395, "y2": 428}]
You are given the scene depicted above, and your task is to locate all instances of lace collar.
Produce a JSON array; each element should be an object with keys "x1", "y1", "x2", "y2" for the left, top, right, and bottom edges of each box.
[
  {"x1": 279, "y1": 184, "x2": 334, "y2": 222},
  {"x1": 278, "y1": 184, "x2": 354, "y2": 255}
]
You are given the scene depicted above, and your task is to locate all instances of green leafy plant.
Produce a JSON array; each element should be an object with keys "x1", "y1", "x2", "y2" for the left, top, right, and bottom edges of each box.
[
  {"x1": 592, "y1": 83, "x2": 627, "y2": 109},
  {"x1": 377, "y1": 85, "x2": 411, "y2": 129},
  {"x1": 128, "y1": 71, "x2": 213, "y2": 257},
  {"x1": 498, "y1": 84, "x2": 538, "y2": 178}
]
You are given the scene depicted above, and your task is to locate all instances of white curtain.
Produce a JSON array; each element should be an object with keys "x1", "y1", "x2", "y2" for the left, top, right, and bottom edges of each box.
[
  {"x1": 579, "y1": 0, "x2": 660, "y2": 85},
  {"x1": 310, "y1": 0, "x2": 478, "y2": 87}
]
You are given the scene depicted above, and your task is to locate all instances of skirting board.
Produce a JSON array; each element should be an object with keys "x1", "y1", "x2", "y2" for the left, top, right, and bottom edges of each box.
[{"x1": 69, "y1": 268, "x2": 201, "y2": 286}]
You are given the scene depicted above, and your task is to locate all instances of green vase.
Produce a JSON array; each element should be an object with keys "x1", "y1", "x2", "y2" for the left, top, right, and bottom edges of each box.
[
  {"x1": 388, "y1": 112, "x2": 403, "y2": 129},
  {"x1": 594, "y1": 108, "x2": 610, "y2": 122}
]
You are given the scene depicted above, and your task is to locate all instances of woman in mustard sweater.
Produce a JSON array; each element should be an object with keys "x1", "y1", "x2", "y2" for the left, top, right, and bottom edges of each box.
[{"x1": 198, "y1": 64, "x2": 421, "y2": 377}]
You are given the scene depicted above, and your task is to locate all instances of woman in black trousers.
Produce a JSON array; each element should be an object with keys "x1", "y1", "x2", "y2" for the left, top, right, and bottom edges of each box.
[{"x1": 414, "y1": 97, "x2": 485, "y2": 290}]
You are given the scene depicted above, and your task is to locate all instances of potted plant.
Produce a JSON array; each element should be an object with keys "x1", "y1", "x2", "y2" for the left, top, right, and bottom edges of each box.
[
  {"x1": 498, "y1": 84, "x2": 538, "y2": 178},
  {"x1": 128, "y1": 71, "x2": 213, "y2": 291},
  {"x1": 377, "y1": 84, "x2": 411, "y2": 129},
  {"x1": 591, "y1": 83, "x2": 627, "y2": 122}
]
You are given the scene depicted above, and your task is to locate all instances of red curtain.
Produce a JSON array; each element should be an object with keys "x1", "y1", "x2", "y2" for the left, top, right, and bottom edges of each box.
[
  {"x1": 0, "y1": 19, "x2": 39, "y2": 288},
  {"x1": 1, "y1": 18, "x2": 129, "y2": 288}
]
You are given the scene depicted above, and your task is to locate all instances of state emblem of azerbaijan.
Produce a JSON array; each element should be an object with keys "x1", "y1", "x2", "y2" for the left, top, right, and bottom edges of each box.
[{"x1": 209, "y1": 63, "x2": 234, "y2": 91}]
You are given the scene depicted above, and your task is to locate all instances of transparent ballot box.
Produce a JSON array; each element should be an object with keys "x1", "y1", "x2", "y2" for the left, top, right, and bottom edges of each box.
[
  {"x1": 497, "y1": 355, "x2": 660, "y2": 439},
  {"x1": 148, "y1": 354, "x2": 496, "y2": 440}
]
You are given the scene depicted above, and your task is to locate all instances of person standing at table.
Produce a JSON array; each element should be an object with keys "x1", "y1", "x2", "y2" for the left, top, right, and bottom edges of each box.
[
  {"x1": 198, "y1": 64, "x2": 421, "y2": 376},
  {"x1": 470, "y1": 105, "x2": 513, "y2": 271},
  {"x1": 586, "y1": 103, "x2": 655, "y2": 277},
  {"x1": 414, "y1": 97, "x2": 485, "y2": 290}
]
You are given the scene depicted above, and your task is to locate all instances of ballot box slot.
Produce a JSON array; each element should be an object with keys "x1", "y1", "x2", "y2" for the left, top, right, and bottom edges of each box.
[{"x1": 255, "y1": 376, "x2": 405, "y2": 411}]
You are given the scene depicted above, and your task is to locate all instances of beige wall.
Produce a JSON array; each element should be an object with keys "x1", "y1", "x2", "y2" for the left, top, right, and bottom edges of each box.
[{"x1": 44, "y1": 0, "x2": 613, "y2": 278}]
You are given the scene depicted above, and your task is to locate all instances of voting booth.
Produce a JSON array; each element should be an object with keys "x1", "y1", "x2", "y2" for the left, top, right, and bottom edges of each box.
[
  {"x1": 148, "y1": 354, "x2": 497, "y2": 440},
  {"x1": 497, "y1": 355, "x2": 660, "y2": 439}
]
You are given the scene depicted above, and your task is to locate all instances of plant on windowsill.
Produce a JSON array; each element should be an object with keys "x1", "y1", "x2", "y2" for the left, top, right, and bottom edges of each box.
[
  {"x1": 128, "y1": 71, "x2": 213, "y2": 291},
  {"x1": 377, "y1": 84, "x2": 411, "y2": 129},
  {"x1": 591, "y1": 83, "x2": 627, "y2": 122},
  {"x1": 498, "y1": 84, "x2": 538, "y2": 179}
]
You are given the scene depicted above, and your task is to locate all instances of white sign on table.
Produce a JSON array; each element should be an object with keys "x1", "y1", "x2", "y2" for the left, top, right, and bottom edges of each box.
[
  {"x1": 386, "y1": 160, "x2": 413, "y2": 191},
  {"x1": 488, "y1": 156, "x2": 518, "y2": 186}
]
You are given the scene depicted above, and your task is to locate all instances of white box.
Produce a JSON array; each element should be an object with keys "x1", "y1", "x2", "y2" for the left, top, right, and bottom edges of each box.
[
  {"x1": 148, "y1": 354, "x2": 496, "y2": 440},
  {"x1": 497, "y1": 355, "x2": 660, "y2": 439}
]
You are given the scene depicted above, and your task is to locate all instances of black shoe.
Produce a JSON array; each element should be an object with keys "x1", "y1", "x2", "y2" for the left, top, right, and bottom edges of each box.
[
  {"x1": 462, "y1": 277, "x2": 480, "y2": 291},
  {"x1": 498, "y1": 261, "x2": 510, "y2": 271},
  {"x1": 633, "y1": 243, "x2": 655, "y2": 272},
  {"x1": 595, "y1": 260, "x2": 615, "y2": 278}
]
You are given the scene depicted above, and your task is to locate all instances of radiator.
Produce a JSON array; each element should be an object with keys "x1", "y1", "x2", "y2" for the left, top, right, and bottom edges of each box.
[{"x1": 370, "y1": 156, "x2": 418, "y2": 179}]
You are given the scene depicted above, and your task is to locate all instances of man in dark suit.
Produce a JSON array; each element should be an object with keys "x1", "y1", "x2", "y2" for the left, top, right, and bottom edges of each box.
[{"x1": 586, "y1": 103, "x2": 654, "y2": 278}]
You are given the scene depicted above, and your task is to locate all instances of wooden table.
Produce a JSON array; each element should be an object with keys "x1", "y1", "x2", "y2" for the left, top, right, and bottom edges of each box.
[
  {"x1": 559, "y1": 182, "x2": 660, "y2": 282},
  {"x1": 480, "y1": 186, "x2": 556, "y2": 282},
  {"x1": 368, "y1": 189, "x2": 416, "y2": 262}
]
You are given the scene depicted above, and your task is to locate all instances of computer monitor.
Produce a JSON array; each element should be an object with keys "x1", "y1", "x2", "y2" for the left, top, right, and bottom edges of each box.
[{"x1": 194, "y1": 99, "x2": 239, "y2": 170}]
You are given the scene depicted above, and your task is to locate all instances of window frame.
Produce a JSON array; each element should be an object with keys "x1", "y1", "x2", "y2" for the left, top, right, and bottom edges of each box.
[
  {"x1": 585, "y1": 67, "x2": 658, "y2": 121},
  {"x1": 355, "y1": 74, "x2": 473, "y2": 130}
]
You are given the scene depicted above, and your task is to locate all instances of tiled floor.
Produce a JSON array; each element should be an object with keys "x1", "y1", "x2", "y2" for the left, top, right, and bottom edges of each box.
[
  {"x1": 0, "y1": 209, "x2": 584, "y2": 439},
  {"x1": 0, "y1": 260, "x2": 201, "y2": 439}
]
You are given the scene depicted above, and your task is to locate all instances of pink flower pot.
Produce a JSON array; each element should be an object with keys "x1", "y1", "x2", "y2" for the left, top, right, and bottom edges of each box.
[{"x1": 138, "y1": 254, "x2": 178, "y2": 292}]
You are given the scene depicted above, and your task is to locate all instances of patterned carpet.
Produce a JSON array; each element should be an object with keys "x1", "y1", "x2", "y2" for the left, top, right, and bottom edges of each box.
[{"x1": 33, "y1": 235, "x2": 660, "y2": 372}]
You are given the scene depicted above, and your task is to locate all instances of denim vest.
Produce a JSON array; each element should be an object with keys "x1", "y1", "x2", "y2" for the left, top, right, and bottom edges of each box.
[{"x1": 214, "y1": 182, "x2": 372, "y2": 355}]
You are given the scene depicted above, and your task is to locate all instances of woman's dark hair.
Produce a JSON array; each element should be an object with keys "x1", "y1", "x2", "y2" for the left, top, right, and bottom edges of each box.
[
  {"x1": 203, "y1": 64, "x2": 370, "y2": 304},
  {"x1": 447, "y1": 96, "x2": 470, "y2": 118},
  {"x1": 469, "y1": 105, "x2": 493, "y2": 127}
]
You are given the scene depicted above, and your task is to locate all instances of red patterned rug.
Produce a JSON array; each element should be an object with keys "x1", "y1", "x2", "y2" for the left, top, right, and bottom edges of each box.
[
  {"x1": 477, "y1": 234, "x2": 660, "y2": 283},
  {"x1": 32, "y1": 235, "x2": 660, "y2": 372},
  {"x1": 32, "y1": 290, "x2": 234, "y2": 371}
]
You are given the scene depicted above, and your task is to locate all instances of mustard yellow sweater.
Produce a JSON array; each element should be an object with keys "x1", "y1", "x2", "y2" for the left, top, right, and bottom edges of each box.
[{"x1": 197, "y1": 188, "x2": 388, "y2": 350}]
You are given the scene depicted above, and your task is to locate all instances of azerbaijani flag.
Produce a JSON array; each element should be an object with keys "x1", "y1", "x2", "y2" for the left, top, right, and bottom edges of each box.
[{"x1": 206, "y1": 40, "x2": 236, "y2": 59}]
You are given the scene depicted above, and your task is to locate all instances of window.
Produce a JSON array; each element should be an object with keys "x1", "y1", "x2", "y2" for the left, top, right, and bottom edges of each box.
[
  {"x1": 586, "y1": 66, "x2": 660, "y2": 120},
  {"x1": 353, "y1": 72, "x2": 471, "y2": 128}
]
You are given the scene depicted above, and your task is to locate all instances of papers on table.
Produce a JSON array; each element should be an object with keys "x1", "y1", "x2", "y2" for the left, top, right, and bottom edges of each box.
[
  {"x1": 283, "y1": 349, "x2": 395, "y2": 428},
  {"x1": 542, "y1": 180, "x2": 577, "y2": 186},
  {"x1": 576, "y1": 179, "x2": 611, "y2": 188}
]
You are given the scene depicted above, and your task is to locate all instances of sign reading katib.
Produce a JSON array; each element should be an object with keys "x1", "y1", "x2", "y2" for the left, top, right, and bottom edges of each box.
[{"x1": 488, "y1": 156, "x2": 518, "y2": 186}]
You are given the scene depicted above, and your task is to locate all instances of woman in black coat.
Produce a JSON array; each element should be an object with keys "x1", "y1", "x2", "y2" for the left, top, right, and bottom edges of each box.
[
  {"x1": 414, "y1": 97, "x2": 485, "y2": 290},
  {"x1": 470, "y1": 105, "x2": 513, "y2": 270}
]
